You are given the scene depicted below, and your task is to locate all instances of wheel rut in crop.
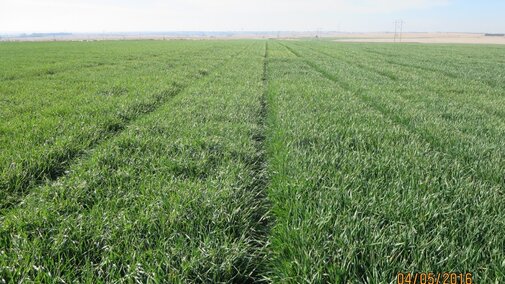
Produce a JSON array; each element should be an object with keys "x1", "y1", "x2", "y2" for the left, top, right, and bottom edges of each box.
[
  {"x1": 246, "y1": 41, "x2": 272, "y2": 282},
  {"x1": 0, "y1": 46, "x2": 250, "y2": 212}
]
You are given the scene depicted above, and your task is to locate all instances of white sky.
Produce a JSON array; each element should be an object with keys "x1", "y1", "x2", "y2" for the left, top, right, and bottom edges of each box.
[{"x1": 0, "y1": 0, "x2": 503, "y2": 33}]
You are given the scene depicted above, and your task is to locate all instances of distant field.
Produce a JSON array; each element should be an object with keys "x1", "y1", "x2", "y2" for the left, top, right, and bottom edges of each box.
[
  {"x1": 1, "y1": 40, "x2": 504, "y2": 283},
  {"x1": 332, "y1": 32, "x2": 505, "y2": 44}
]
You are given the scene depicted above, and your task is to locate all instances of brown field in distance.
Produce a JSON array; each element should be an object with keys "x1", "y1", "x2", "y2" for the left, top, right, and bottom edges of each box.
[{"x1": 333, "y1": 32, "x2": 505, "y2": 44}]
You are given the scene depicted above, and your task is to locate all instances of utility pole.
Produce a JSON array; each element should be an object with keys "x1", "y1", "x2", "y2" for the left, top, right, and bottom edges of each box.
[
  {"x1": 399, "y1": 20, "x2": 404, "y2": 42},
  {"x1": 394, "y1": 21, "x2": 397, "y2": 42},
  {"x1": 394, "y1": 20, "x2": 404, "y2": 43}
]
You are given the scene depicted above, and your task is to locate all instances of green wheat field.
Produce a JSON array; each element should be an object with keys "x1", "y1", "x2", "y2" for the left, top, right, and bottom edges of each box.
[{"x1": 1, "y1": 40, "x2": 504, "y2": 283}]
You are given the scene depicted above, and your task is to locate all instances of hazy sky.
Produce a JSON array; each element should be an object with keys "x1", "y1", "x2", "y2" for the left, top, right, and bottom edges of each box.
[{"x1": 1, "y1": 0, "x2": 504, "y2": 33}]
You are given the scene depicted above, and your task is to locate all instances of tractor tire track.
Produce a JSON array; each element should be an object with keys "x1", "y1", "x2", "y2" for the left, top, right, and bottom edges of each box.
[{"x1": 246, "y1": 40, "x2": 272, "y2": 282}]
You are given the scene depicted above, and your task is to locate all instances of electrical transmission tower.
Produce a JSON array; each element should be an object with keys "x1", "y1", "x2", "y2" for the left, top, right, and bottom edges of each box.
[{"x1": 394, "y1": 19, "x2": 404, "y2": 43}]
